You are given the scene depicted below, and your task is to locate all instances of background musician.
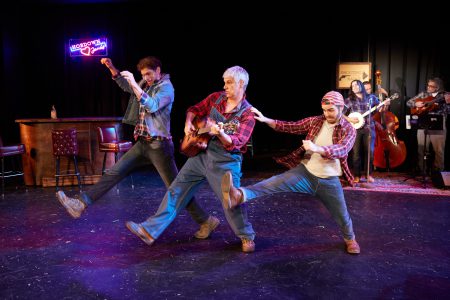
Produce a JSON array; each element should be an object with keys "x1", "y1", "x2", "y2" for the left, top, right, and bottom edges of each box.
[
  {"x1": 406, "y1": 77, "x2": 447, "y2": 172},
  {"x1": 364, "y1": 81, "x2": 388, "y2": 100},
  {"x1": 344, "y1": 80, "x2": 388, "y2": 183},
  {"x1": 363, "y1": 81, "x2": 391, "y2": 130}
]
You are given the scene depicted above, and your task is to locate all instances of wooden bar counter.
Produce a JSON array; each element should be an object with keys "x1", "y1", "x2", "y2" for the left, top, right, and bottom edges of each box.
[{"x1": 15, "y1": 117, "x2": 125, "y2": 186}]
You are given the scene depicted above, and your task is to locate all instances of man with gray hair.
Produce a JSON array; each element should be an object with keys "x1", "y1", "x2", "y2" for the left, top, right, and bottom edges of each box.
[{"x1": 126, "y1": 66, "x2": 257, "y2": 252}]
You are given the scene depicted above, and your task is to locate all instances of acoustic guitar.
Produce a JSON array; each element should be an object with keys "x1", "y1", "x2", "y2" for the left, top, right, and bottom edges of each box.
[
  {"x1": 180, "y1": 117, "x2": 239, "y2": 157},
  {"x1": 348, "y1": 93, "x2": 399, "y2": 129},
  {"x1": 410, "y1": 95, "x2": 441, "y2": 116}
]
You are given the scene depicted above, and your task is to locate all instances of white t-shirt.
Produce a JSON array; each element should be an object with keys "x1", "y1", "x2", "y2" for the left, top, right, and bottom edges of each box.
[{"x1": 302, "y1": 121, "x2": 342, "y2": 178}]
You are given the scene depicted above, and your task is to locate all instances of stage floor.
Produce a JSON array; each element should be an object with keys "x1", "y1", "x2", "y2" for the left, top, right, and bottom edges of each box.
[{"x1": 1, "y1": 169, "x2": 449, "y2": 299}]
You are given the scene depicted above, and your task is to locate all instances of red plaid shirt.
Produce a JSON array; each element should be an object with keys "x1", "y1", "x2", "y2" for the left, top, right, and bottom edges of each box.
[
  {"x1": 187, "y1": 91, "x2": 255, "y2": 153},
  {"x1": 274, "y1": 115, "x2": 356, "y2": 186}
]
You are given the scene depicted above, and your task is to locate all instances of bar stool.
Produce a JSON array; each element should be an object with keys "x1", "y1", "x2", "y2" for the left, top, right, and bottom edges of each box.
[
  {"x1": 97, "y1": 126, "x2": 134, "y2": 193},
  {"x1": 51, "y1": 129, "x2": 82, "y2": 192},
  {"x1": 0, "y1": 135, "x2": 26, "y2": 198}
]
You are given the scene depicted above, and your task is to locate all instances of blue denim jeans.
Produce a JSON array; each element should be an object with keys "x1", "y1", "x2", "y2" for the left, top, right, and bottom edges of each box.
[
  {"x1": 140, "y1": 139, "x2": 255, "y2": 241},
  {"x1": 79, "y1": 139, "x2": 208, "y2": 224},
  {"x1": 241, "y1": 163, "x2": 355, "y2": 240}
]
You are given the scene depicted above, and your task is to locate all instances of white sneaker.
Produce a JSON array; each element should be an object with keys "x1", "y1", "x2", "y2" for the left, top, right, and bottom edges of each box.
[{"x1": 56, "y1": 190, "x2": 86, "y2": 219}]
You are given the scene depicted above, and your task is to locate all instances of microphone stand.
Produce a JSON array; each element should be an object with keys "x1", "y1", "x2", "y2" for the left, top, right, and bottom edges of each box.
[
  {"x1": 366, "y1": 95, "x2": 373, "y2": 182},
  {"x1": 421, "y1": 122, "x2": 429, "y2": 188}
]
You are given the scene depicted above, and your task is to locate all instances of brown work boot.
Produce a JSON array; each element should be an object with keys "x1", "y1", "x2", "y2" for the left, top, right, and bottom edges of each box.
[
  {"x1": 221, "y1": 171, "x2": 244, "y2": 209},
  {"x1": 344, "y1": 238, "x2": 361, "y2": 254},
  {"x1": 126, "y1": 221, "x2": 155, "y2": 246},
  {"x1": 241, "y1": 238, "x2": 255, "y2": 253},
  {"x1": 194, "y1": 216, "x2": 220, "y2": 239}
]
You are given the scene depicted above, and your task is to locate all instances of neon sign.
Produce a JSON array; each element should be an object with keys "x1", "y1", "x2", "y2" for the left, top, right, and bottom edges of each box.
[{"x1": 69, "y1": 38, "x2": 108, "y2": 57}]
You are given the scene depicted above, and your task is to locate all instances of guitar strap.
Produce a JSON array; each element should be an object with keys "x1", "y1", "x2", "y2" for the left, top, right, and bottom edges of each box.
[
  {"x1": 201, "y1": 93, "x2": 253, "y2": 154},
  {"x1": 208, "y1": 93, "x2": 251, "y2": 132}
]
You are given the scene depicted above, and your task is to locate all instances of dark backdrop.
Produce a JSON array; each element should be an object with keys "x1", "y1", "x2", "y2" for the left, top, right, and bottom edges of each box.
[{"x1": 1, "y1": 1, "x2": 449, "y2": 170}]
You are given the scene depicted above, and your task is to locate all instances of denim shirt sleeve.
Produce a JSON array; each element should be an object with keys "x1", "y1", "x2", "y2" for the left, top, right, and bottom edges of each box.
[
  {"x1": 140, "y1": 81, "x2": 174, "y2": 113},
  {"x1": 368, "y1": 94, "x2": 380, "y2": 106},
  {"x1": 116, "y1": 76, "x2": 141, "y2": 126},
  {"x1": 114, "y1": 75, "x2": 135, "y2": 94}
]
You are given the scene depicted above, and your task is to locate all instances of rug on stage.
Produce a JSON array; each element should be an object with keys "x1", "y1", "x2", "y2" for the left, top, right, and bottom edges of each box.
[
  {"x1": 244, "y1": 171, "x2": 450, "y2": 197},
  {"x1": 343, "y1": 171, "x2": 450, "y2": 197}
]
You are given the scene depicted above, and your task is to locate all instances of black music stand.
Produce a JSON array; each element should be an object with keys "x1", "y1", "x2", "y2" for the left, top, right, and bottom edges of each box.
[{"x1": 411, "y1": 114, "x2": 444, "y2": 188}]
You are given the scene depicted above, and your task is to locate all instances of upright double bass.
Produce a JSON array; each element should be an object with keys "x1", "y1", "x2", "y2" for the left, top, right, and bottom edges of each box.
[{"x1": 373, "y1": 70, "x2": 407, "y2": 169}]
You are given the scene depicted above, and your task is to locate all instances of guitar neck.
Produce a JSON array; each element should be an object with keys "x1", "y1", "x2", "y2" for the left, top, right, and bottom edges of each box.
[
  {"x1": 361, "y1": 98, "x2": 391, "y2": 118},
  {"x1": 197, "y1": 127, "x2": 211, "y2": 135},
  {"x1": 425, "y1": 97, "x2": 441, "y2": 106}
]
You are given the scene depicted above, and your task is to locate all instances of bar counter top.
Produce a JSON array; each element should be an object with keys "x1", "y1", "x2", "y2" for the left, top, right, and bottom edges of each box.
[{"x1": 16, "y1": 117, "x2": 123, "y2": 123}]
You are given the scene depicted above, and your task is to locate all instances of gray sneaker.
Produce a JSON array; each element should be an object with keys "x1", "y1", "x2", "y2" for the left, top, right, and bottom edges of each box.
[
  {"x1": 194, "y1": 216, "x2": 220, "y2": 239},
  {"x1": 56, "y1": 190, "x2": 86, "y2": 219}
]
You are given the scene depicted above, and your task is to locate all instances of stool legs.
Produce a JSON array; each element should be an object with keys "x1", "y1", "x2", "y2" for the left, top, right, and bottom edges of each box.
[
  {"x1": 100, "y1": 151, "x2": 134, "y2": 195},
  {"x1": 130, "y1": 173, "x2": 135, "y2": 190},
  {"x1": 1, "y1": 156, "x2": 26, "y2": 199},
  {"x1": 73, "y1": 156, "x2": 82, "y2": 192},
  {"x1": 55, "y1": 156, "x2": 82, "y2": 192},
  {"x1": 113, "y1": 152, "x2": 134, "y2": 193},
  {"x1": 101, "y1": 152, "x2": 107, "y2": 175},
  {"x1": 55, "y1": 156, "x2": 60, "y2": 192},
  {"x1": 114, "y1": 153, "x2": 120, "y2": 195}
]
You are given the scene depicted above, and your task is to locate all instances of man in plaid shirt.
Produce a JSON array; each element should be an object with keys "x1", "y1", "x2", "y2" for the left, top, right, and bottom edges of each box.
[
  {"x1": 126, "y1": 66, "x2": 257, "y2": 253},
  {"x1": 221, "y1": 91, "x2": 361, "y2": 254},
  {"x1": 56, "y1": 56, "x2": 216, "y2": 240},
  {"x1": 406, "y1": 77, "x2": 447, "y2": 172}
]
